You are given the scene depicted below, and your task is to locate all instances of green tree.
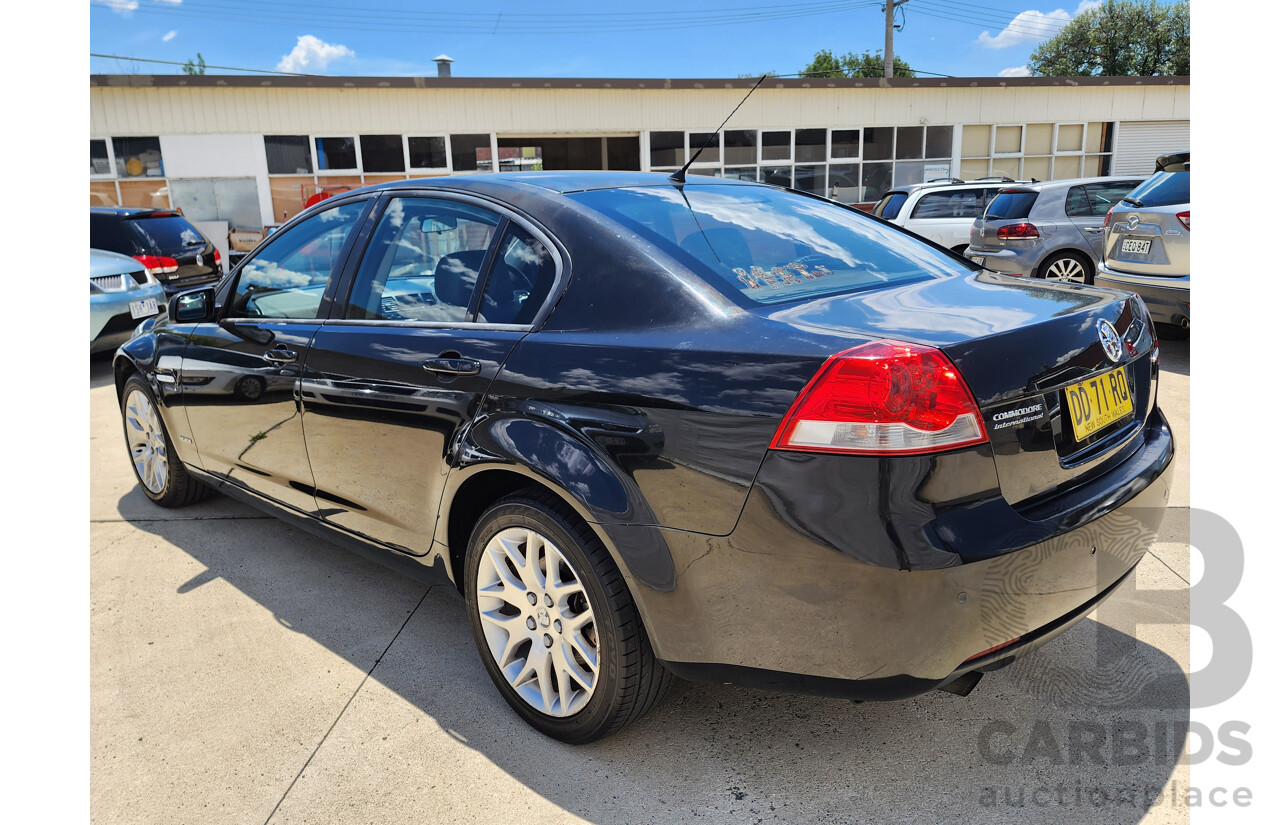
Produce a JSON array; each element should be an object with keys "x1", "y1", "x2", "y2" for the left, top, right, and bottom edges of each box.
[
  {"x1": 1028, "y1": 1, "x2": 1189, "y2": 77},
  {"x1": 182, "y1": 53, "x2": 207, "y2": 75},
  {"x1": 802, "y1": 49, "x2": 915, "y2": 79}
]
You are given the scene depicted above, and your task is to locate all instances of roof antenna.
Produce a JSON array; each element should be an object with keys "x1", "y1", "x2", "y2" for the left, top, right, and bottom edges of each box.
[{"x1": 670, "y1": 73, "x2": 769, "y2": 184}]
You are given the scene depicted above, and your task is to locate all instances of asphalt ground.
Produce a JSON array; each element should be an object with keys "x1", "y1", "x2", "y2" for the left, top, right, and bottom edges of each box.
[{"x1": 90, "y1": 338, "x2": 1191, "y2": 825}]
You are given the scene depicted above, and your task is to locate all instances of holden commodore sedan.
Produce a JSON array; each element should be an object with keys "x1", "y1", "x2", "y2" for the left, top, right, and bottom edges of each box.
[{"x1": 114, "y1": 172, "x2": 1172, "y2": 743}]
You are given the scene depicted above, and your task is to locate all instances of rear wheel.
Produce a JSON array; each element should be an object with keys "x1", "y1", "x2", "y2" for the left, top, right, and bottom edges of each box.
[
  {"x1": 463, "y1": 490, "x2": 670, "y2": 743},
  {"x1": 1039, "y1": 251, "x2": 1093, "y2": 285},
  {"x1": 121, "y1": 374, "x2": 211, "y2": 507}
]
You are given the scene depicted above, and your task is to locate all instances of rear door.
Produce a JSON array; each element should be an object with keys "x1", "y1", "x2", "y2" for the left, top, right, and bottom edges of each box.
[
  {"x1": 1066, "y1": 180, "x2": 1143, "y2": 259},
  {"x1": 181, "y1": 197, "x2": 373, "y2": 512},
  {"x1": 300, "y1": 193, "x2": 562, "y2": 555}
]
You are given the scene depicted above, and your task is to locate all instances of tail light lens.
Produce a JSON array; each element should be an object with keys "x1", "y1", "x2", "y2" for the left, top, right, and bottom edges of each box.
[
  {"x1": 1102, "y1": 208, "x2": 1113, "y2": 228},
  {"x1": 133, "y1": 254, "x2": 179, "y2": 275},
  {"x1": 1176, "y1": 210, "x2": 1190, "y2": 230},
  {"x1": 996, "y1": 222, "x2": 1039, "y2": 240},
  {"x1": 213, "y1": 248, "x2": 222, "y2": 267},
  {"x1": 770, "y1": 340, "x2": 988, "y2": 456}
]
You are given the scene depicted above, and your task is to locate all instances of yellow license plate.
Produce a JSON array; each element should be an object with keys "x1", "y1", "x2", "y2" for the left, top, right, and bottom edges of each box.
[{"x1": 1064, "y1": 367, "x2": 1133, "y2": 441}]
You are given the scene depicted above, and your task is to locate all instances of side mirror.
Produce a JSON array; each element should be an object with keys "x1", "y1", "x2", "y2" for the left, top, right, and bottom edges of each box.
[{"x1": 171, "y1": 287, "x2": 216, "y2": 323}]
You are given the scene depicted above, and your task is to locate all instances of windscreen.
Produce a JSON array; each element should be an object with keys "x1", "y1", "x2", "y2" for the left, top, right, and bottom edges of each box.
[
  {"x1": 984, "y1": 191, "x2": 1038, "y2": 221},
  {"x1": 1125, "y1": 171, "x2": 1189, "y2": 208},
  {"x1": 569, "y1": 185, "x2": 969, "y2": 305},
  {"x1": 126, "y1": 216, "x2": 207, "y2": 253},
  {"x1": 873, "y1": 192, "x2": 908, "y2": 219}
]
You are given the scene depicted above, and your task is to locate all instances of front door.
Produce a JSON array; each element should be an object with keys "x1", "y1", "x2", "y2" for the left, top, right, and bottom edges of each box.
[
  {"x1": 302, "y1": 194, "x2": 560, "y2": 555},
  {"x1": 182, "y1": 198, "x2": 371, "y2": 513}
]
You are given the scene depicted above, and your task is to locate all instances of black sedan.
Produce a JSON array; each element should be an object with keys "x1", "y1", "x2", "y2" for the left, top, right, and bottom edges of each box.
[{"x1": 114, "y1": 172, "x2": 1172, "y2": 743}]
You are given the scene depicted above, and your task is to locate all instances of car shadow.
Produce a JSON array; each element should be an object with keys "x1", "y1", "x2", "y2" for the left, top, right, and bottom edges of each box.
[
  {"x1": 121, "y1": 495, "x2": 1189, "y2": 825},
  {"x1": 89, "y1": 355, "x2": 116, "y2": 390},
  {"x1": 1157, "y1": 336, "x2": 1189, "y2": 377}
]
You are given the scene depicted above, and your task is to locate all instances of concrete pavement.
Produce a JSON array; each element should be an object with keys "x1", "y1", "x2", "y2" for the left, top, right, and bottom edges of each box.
[{"x1": 91, "y1": 338, "x2": 1191, "y2": 825}]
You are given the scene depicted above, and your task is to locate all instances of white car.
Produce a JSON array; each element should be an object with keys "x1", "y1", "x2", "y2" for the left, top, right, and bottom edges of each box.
[{"x1": 871, "y1": 178, "x2": 1029, "y2": 253}]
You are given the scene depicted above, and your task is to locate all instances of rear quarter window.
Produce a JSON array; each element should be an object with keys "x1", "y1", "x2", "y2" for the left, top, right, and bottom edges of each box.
[{"x1": 984, "y1": 191, "x2": 1038, "y2": 220}]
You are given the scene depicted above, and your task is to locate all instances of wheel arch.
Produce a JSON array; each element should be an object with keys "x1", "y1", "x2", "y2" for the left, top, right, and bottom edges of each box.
[{"x1": 1038, "y1": 247, "x2": 1095, "y2": 280}]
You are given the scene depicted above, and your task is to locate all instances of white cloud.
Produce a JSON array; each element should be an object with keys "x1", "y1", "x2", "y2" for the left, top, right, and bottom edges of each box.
[
  {"x1": 979, "y1": 9, "x2": 1071, "y2": 49},
  {"x1": 162, "y1": 30, "x2": 177, "y2": 42},
  {"x1": 93, "y1": 0, "x2": 139, "y2": 13},
  {"x1": 276, "y1": 35, "x2": 355, "y2": 73},
  {"x1": 999, "y1": 66, "x2": 1032, "y2": 77}
]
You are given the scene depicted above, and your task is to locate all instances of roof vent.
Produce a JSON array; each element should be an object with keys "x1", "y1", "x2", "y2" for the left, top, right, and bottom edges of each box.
[{"x1": 434, "y1": 55, "x2": 454, "y2": 78}]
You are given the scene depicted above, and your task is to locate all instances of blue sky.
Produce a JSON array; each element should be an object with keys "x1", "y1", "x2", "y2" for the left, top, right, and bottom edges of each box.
[{"x1": 88, "y1": 0, "x2": 1181, "y2": 80}]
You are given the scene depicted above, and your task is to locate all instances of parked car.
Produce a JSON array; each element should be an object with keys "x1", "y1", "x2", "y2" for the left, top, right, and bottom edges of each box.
[
  {"x1": 90, "y1": 207, "x2": 223, "y2": 295},
  {"x1": 114, "y1": 172, "x2": 1172, "y2": 743},
  {"x1": 90, "y1": 249, "x2": 165, "y2": 354},
  {"x1": 1094, "y1": 156, "x2": 1190, "y2": 330},
  {"x1": 964, "y1": 176, "x2": 1146, "y2": 284},
  {"x1": 871, "y1": 178, "x2": 1024, "y2": 252}
]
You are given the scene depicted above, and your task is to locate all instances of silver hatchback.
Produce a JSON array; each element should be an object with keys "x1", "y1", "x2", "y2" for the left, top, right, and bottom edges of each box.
[
  {"x1": 1094, "y1": 159, "x2": 1190, "y2": 329},
  {"x1": 964, "y1": 176, "x2": 1145, "y2": 284}
]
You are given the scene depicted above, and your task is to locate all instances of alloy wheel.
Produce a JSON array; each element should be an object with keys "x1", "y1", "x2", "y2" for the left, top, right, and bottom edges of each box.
[
  {"x1": 1044, "y1": 256, "x2": 1087, "y2": 283},
  {"x1": 124, "y1": 388, "x2": 168, "y2": 494},
  {"x1": 474, "y1": 526, "x2": 599, "y2": 717}
]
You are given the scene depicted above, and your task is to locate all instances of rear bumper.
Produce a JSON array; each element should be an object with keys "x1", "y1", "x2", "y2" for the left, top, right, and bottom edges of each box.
[
  {"x1": 635, "y1": 410, "x2": 1173, "y2": 698},
  {"x1": 964, "y1": 244, "x2": 1043, "y2": 277},
  {"x1": 1095, "y1": 263, "x2": 1190, "y2": 326}
]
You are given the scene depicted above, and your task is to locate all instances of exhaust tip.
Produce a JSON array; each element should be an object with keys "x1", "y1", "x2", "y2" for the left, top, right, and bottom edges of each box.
[
  {"x1": 938, "y1": 671, "x2": 983, "y2": 697},
  {"x1": 1175, "y1": 315, "x2": 1190, "y2": 330}
]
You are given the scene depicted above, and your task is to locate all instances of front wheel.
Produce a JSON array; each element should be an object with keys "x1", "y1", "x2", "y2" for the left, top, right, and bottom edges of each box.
[
  {"x1": 463, "y1": 491, "x2": 670, "y2": 743},
  {"x1": 1039, "y1": 250, "x2": 1093, "y2": 285},
  {"x1": 121, "y1": 374, "x2": 211, "y2": 507}
]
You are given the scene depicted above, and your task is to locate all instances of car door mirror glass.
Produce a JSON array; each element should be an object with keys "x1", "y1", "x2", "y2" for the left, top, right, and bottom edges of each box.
[{"x1": 172, "y1": 287, "x2": 215, "y2": 323}]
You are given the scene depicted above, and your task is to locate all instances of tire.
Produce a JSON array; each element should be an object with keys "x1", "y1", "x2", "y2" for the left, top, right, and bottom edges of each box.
[
  {"x1": 1038, "y1": 250, "x2": 1093, "y2": 285},
  {"x1": 463, "y1": 490, "x2": 671, "y2": 743},
  {"x1": 235, "y1": 375, "x2": 266, "y2": 401},
  {"x1": 121, "y1": 374, "x2": 211, "y2": 507}
]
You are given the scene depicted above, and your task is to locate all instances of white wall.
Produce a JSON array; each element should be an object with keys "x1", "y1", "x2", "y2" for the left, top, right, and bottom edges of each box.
[{"x1": 159, "y1": 134, "x2": 274, "y2": 227}]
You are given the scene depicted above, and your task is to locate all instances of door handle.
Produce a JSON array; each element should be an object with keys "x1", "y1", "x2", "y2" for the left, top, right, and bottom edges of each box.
[
  {"x1": 264, "y1": 349, "x2": 298, "y2": 364},
  {"x1": 1084, "y1": 227, "x2": 1103, "y2": 234},
  {"x1": 423, "y1": 358, "x2": 481, "y2": 376}
]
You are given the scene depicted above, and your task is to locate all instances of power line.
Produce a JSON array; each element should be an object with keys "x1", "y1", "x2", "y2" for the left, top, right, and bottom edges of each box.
[
  {"x1": 89, "y1": 53, "x2": 317, "y2": 76},
  {"x1": 912, "y1": 1, "x2": 1072, "y2": 38}
]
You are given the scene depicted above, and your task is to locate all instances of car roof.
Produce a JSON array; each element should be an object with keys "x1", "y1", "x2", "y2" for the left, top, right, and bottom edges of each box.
[
  {"x1": 90, "y1": 206, "x2": 172, "y2": 217},
  {"x1": 995, "y1": 175, "x2": 1144, "y2": 193},
  {"x1": 350, "y1": 171, "x2": 762, "y2": 197},
  {"x1": 883, "y1": 178, "x2": 1028, "y2": 198}
]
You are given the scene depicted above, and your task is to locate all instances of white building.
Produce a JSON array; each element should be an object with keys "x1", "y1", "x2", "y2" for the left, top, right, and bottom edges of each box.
[{"x1": 90, "y1": 73, "x2": 1189, "y2": 232}]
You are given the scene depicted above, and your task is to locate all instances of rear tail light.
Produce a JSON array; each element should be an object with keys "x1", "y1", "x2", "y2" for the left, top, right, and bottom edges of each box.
[
  {"x1": 1102, "y1": 208, "x2": 1113, "y2": 228},
  {"x1": 770, "y1": 340, "x2": 988, "y2": 456},
  {"x1": 214, "y1": 249, "x2": 222, "y2": 267},
  {"x1": 133, "y1": 254, "x2": 179, "y2": 275},
  {"x1": 1176, "y1": 210, "x2": 1190, "y2": 230},
  {"x1": 996, "y1": 222, "x2": 1039, "y2": 240}
]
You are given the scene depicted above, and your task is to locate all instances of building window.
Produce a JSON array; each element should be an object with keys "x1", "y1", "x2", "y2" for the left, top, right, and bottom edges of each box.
[
  {"x1": 960, "y1": 122, "x2": 1113, "y2": 180},
  {"x1": 408, "y1": 136, "x2": 449, "y2": 170},
  {"x1": 315, "y1": 136, "x2": 358, "y2": 171},
  {"x1": 112, "y1": 137, "x2": 163, "y2": 178},
  {"x1": 762, "y1": 131, "x2": 790, "y2": 161},
  {"x1": 830, "y1": 130, "x2": 859, "y2": 160},
  {"x1": 723, "y1": 130, "x2": 757, "y2": 165},
  {"x1": 450, "y1": 134, "x2": 492, "y2": 172},
  {"x1": 359, "y1": 135, "x2": 406, "y2": 173},
  {"x1": 689, "y1": 132, "x2": 720, "y2": 164},
  {"x1": 649, "y1": 132, "x2": 685, "y2": 168},
  {"x1": 794, "y1": 129, "x2": 826, "y2": 163},
  {"x1": 90, "y1": 139, "x2": 113, "y2": 177},
  {"x1": 265, "y1": 135, "x2": 313, "y2": 174}
]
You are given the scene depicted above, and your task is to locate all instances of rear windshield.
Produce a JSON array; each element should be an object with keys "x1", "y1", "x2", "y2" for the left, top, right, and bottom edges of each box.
[
  {"x1": 1125, "y1": 171, "x2": 1189, "y2": 208},
  {"x1": 126, "y1": 215, "x2": 208, "y2": 253},
  {"x1": 569, "y1": 185, "x2": 969, "y2": 305},
  {"x1": 873, "y1": 192, "x2": 908, "y2": 219},
  {"x1": 984, "y1": 191, "x2": 1038, "y2": 221}
]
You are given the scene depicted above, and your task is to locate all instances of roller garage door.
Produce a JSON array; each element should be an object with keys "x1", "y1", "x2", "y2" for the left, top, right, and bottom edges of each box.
[{"x1": 1112, "y1": 121, "x2": 1190, "y2": 175}]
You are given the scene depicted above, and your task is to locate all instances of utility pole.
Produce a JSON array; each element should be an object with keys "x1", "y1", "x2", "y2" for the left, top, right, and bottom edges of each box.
[{"x1": 884, "y1": 0, "x2": 909, "y2": 78}]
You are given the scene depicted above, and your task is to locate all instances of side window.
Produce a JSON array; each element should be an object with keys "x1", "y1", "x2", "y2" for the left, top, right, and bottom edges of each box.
[
  {"x1": 912, "y1": 190, "x2": 983, "y2": 220},
  {"x1": 346, "y1": 197, "x2": 501, "y2": 323},
  {"x1": 230, "y1": 200, "x2": 366, "y2": 319},
  {"x1": 1089, "y1": 181, "x2": 1141, "y2": 216},
  {"x1": 1065, "y1": 185, "x2": 1092, "y2": 218},
  {"x1": 479, "y1": 224, "x2": 557, "y2": 325}
]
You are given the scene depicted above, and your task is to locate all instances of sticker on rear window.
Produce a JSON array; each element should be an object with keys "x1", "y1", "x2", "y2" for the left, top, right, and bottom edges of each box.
[{"x1": 733, "y1": 262, "x2": 833, "y2": 291}]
